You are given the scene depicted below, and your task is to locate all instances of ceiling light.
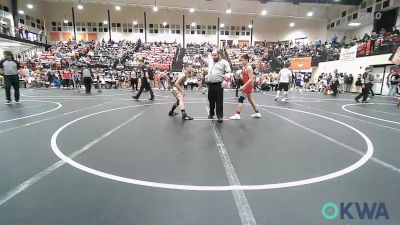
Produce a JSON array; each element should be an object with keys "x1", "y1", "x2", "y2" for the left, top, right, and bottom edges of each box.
[
  {"x1": 163, "y1": 22, "x2": 167, "y2": 26},
  {"x1": 334, "y1": 0, "x2": 340, "y2": 2},
  {"x1": 220, "y1": 23, "x2": 225, "y2": 28},
  {"x1": 261, "y1": 10, "x2": 267, "y2": 16},
  {"x1": 133, "y1": 20, "x2": 138, "y2": 25},
  {"x1": 103, "y1": 20, "x2": 108, "y2": 25},
  {"x1": 191, "y1": 22, "x2": 196, "y2": 27},
  {"x1": 153, "y1": 6, "x2": 158, "y2": 12},
  {"x1": 290, "y1": 22, "x2": 295, "y2": 27},
  {"x1": 77, "y1": 4, "x2": 83, "y2": 10},
  {"x1": 64, "y1": 19, "x2": 68, "y2": 24},
  {"x1": 115, "y1": 5, "x2": 121, "y2": 10},
  {"x1": 226, "y1": 9, "x2": 232, "y2": 14},
  {"x1": 27, "y1": 4, "x2": 33, "y2": 9},
  {"x1": 349, "y1": 22, "x2": 361, "y2": 26},
  {"x1": 248, "y1": 24, "x2": 253, "y2": 29},
  {"x1": 307, "y1": 11, "x2": 313, "y2": 17},
  {"x1": 189, "y1": 8, "x2": 195, "y2": 13},
  {"x1": 18, "y1": 10, "x2": 24, "y2": 15}
]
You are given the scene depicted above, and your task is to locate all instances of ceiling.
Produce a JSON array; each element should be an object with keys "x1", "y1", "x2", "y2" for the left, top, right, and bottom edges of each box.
[
  {"x1": 257, "y1": 0, "x2": 362, "y2": 6},
  {"x1": 43, "y1": 0, "x2": 353, "y2": 20}
]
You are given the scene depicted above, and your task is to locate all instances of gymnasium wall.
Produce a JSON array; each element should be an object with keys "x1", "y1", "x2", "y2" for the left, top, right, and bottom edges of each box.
[
  {"x1": 38, "y1": 2, "x2": 328, "y2": 44},
  {"x1": 313, "y1": 53, "x2": 393, "y2": 91}
]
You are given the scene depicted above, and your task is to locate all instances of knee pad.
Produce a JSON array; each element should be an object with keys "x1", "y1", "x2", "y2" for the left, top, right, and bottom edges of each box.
[{"x1": 238, "y1": 96, "x2": 245, "y2": 103}]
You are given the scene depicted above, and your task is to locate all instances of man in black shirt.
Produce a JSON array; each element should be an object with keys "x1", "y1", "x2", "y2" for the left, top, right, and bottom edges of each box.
[{"x1": 132, "y1": 61, "x2": 155, "y2": 101}]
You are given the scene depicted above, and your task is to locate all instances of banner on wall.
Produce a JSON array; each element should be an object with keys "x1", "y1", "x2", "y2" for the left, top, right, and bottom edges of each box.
[
  {"x1": 87, "y1": 33, "x2": 98, "y2": 41},
  {"x1": 339, "y1": 45, "x2": 357, "y2": 61},
  {"x1": 389, "y1": 46, "x2": 400, "y2": 65},
  {"x1": 49, "y1": 32, "x2": 60, "y2": 41},
  {"x1": 62, "y1": 32, "x2": 72, "y2": 41},
  {"x1": 76, "y1": 33, "x2": 87, "y2": 41},
  {"x1": 290, "y1": 57, "x2": 312, "y2": 70}
]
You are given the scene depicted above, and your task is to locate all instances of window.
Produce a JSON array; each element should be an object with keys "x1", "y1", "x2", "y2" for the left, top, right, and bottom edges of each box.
[
  {"x1": 149, "y1": 23, "x2": 159, "y2": 34},
  {"x1": 87, "y1": 22, "x2": 97, "y2": 32},
  {"x1": 352, "y1": 13, "x2": 358, "y2": 19},
  {"x1": 342, "y1": 11, "x2": 347, "y2": 17},
  {"x1": 383, "y1": 0, "x2": 389, "y2": 8},
  {"x1": 361, "y1": 1, "x2": 367, "y2": 8},
  {"x1": 76, "y1": 22, "x2": 87, "y2": 32},
  {"x1": 347, "y1": 15, "x2": 352, "y2": 22},
  {"x1": 367, "y1": 7, "x2": 373, "y2": 12},
  {"x1": 112, "y1": 22, "x2": 122, "y2": 32},
  {"x1": 327, "y1": 24, "x2": 331, "y2": 29},
  {"x1": 51, "y1": 21, "x2": 62, "y2": 32},
  {"x1": 330, "y1": 22, "x2": 335, "y2": 28},
  {"x1": 63, "y1": 21, "x2": 73, "y2": 32},
  {"x1": 336, "y1": 20, "x2": 341, "y2": 26}
]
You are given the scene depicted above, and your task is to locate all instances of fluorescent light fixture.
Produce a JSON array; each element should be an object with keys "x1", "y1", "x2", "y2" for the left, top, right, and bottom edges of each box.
[
  {"x1": 248, "y1": 24, "x2": 253, "y2": 29},
  {"x1": 307, "y1": 11, "x2": 313, "y2": 17},
  {"x1": 290, "y1": 22, "x2": 295, "y2": 27},
  {"x1": 334, "y1": 0, "x2": 340, "y2": 2},
  {"x1": 115, "y1": 5, "x2": 121, "y2": 10},
  {"x1": 64, "y1": 19, "x2": 68, "y2": 24},
  {"x1": 191, "y1": 22, "x2": 196, "y2": 27},
  {"x1": 153, "y1": 6, "x2": 158, "y2": 12},
  {"x1": 77, "y1": 4, "x2": 83, "y2": 10},
  {"x1": 349, "y1": 22, "x2": 361, "y2": 26},
  {"x1": 18, "y1": 10, "x2": 24, "y2": 15},
  {"x1": 103, "y1": 20, "x2": 108, "y2": 25},
  {"x1": 226, "y1": 9, "x2": 232, "y2": 14},
  {"x1": 220, "y1": 23, "x2": 225, "y2": 28},
  {"x1": 189, "y1": 8, "x2": 195, "y2": 13},
  {"x1": 133, "y1": 20, "x2": 138, "y2": 25},
  {"x1": 163, "y1": 22, "x2": 167, "y2": 26},
  {"x1": 27, "y1": 4, "x2": 33, "y2": 9},
  {"x1": 261, "y1": 10, "x2": 267, "y2": 16}
]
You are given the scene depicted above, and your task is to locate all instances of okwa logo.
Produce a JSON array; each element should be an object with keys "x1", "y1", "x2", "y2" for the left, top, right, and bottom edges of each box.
[{"x1": 321, "y1": 202, "x2": 390, "y2": 220}]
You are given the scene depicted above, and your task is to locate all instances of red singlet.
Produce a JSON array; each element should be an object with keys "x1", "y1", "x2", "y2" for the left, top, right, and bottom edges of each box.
[{"x1": 242, "y1": 65, "x2": 254, "y2": 94}]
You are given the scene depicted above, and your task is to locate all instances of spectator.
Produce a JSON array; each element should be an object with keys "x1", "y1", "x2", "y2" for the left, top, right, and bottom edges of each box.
[{"x1": 387, "y1": 67, "x2": 400, "y2": 97}]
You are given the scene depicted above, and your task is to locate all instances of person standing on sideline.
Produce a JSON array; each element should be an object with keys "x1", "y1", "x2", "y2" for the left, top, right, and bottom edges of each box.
[
  {"x1": 130, "y1": 69, "x2": 138, "y2": 92},
  {"x1": 387, "y1": 67, "x2": 400, "y2": 97},
  {"x1": 201, "y1": 49, "x2": 231, "y2": 122},
  {"x1": 132, "y1": 60, "x2": 155, "y2": 101},
  {"x1": 368, "y1": 69, "x2": 375, "y2": 97},
  {"x1": 61, "y1": 68, "x2": 72, "y2": 89},
  {"x1": 303, "y1": 73, "x2": 310, "y2": 91},
  {"x1": 345, "y1": 74, "x2": 353, "y2": 92},
  {"x1": 275, "y1": 63, "x2": 292, "y2": 102},
  {"x1": 355, "y1": 67, "x2": 372, "y2": 103},
  {"x1": 168, "y1": 63, "x2": 194, "y2": 120},
  {"x1": 229, "y1": 54, "x2": 261, "y2": 120},
  {"x1": 82, "y1": 66, "x2": 92, "y2": 94},
  {"x1": 73, "y1": 69, "x2": 81, "y2": 93},
  {"x1": 0, "y1": 51, "x2": 21, "y2": 104}
]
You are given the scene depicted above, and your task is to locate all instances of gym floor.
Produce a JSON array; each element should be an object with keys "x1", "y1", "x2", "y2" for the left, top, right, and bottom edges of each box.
[{"x1": 0, "y1": 88, "x2": 399, "y2": 225}]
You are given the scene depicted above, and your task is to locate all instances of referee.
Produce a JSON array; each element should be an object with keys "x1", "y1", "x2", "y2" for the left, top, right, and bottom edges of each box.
[
  {"x1": 0, "y1": 51, "x2": 21, "y2": 104},
  {"x1": 202, "y1": 49, "x2": 231, "y2": 122}
]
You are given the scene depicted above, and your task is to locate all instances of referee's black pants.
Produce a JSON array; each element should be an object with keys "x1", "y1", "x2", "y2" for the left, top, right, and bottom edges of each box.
[
  {"x1": 355, "y1": 83, "x2": 371, "y2": 102},
  {"x1": 83, "y1": 77, "x2": 92, "y2": 94},
  {"x1": 135, "y1": 78, "x2": 154, "y2": 99},
  {"x1": 4, "y1": 75, "x2": 20, "y2": 101},
  {"x1": 208, "y1": 82, "x2": 223, "y2": 118}
]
